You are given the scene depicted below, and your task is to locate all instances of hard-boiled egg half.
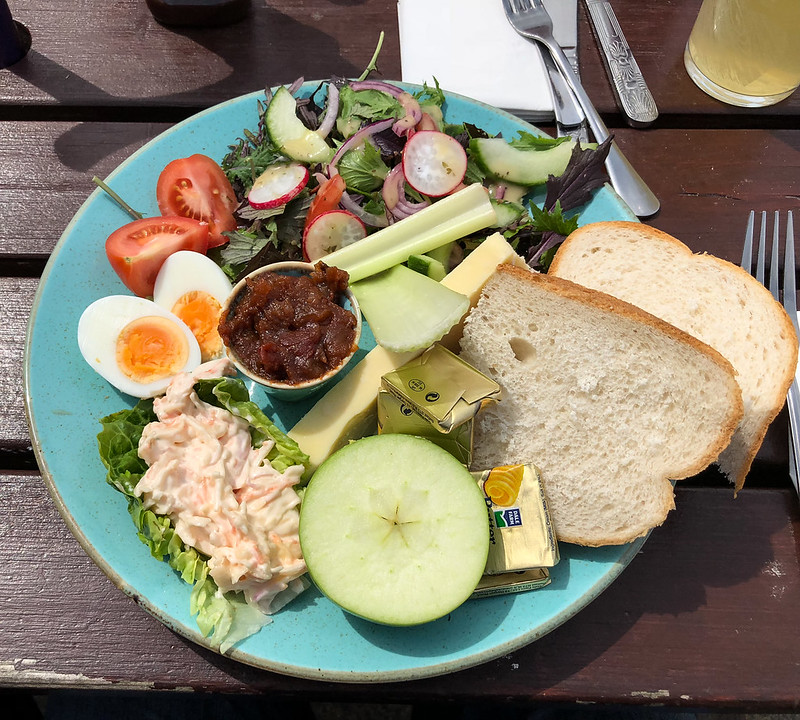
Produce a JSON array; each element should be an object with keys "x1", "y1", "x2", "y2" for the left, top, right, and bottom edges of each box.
[
  {"x1": 78, "y1": 295, "x2": 202, "y2": 398},
  {"x1": 153, "y1": 251, "x2": 233, "y2": 362}
]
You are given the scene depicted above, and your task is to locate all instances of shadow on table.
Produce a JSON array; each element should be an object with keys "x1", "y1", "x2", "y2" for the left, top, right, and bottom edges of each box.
[
  {"x1": 437, "y1": 485, "x2": 793, "y2": 695},
  {"x1": 5, "y1": 6, "x2": 361, "y2": 172}
]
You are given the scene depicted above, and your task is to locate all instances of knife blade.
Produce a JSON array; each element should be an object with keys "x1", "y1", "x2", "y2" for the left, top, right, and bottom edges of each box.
[
  {"x1": 542, "y1": 50, "x2": 589, "y2": 141},
  {"x1": 543, "y1": 0, "x2": 579, "y2": 77},
  {"x1": 584, "y1": 0, "x2": 658, "y2": 127}
]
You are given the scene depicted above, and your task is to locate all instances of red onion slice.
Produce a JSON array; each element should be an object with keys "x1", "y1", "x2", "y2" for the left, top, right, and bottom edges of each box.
[
  {"x1": 382, "y1": 165, "x2": 429, "y2": 221},
  {"x1": 348, "y1": 80, "x2": 405, "y2": 98},
  {"x1": 339, "y1": 191, "x2": 389, "y2": 228},
  {"x1": 316, "y1": 83, "x2": 340, "y2": 139},
  {"x1": 392, "y1": 92, "x2": 423, "y2": 137}
]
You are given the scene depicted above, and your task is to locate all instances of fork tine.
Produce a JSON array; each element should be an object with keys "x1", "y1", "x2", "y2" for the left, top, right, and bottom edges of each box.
[
  {"x1": 502, "y1": 0, "x2": 520, "y2": 18},
  {"x1": 769, "y1": 211, "x2": 780, "y2": 301},
  {"x1": 756, "y1": 211, "x2": 768, "y2": 286},
  {"x1": 785, "y1": 210, "x2": 797, "y2": 327},
  {"x1": 742, "y1": 210, "x2": 755, "y2": 273}
]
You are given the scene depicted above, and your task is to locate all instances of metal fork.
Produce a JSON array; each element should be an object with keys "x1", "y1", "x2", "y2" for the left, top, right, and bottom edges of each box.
[
  {"x1": 742, "y1": 210, "x2": 800, "y2": 496},
  {"x1": 502, "y1": 0, "x2": 660, "y2": 218}
]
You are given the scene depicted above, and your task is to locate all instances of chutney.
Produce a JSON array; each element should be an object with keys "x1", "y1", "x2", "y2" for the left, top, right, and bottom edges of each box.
[{"x1": 219, "y1": 262, "x2": 357, "y2": 384}]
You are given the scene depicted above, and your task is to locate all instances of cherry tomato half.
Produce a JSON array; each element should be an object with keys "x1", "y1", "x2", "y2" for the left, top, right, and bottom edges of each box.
[
  {"x1": 105, "y1": 217, "x2": 209, "y2": 297},
  {"x1": 156, "y1": 154, "x2": 238, "y2": 248},
  {"x1": 304, "y1": 173, "x2": 346, "y2": 233}
]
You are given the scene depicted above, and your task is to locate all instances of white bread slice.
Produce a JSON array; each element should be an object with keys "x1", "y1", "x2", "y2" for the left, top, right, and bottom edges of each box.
[
  {"x1": 549, "y1": 222, "x2": 799, "y2": 492},
  {"x1": 459, "y1": 266, "x2": 743, "y2": 546}
]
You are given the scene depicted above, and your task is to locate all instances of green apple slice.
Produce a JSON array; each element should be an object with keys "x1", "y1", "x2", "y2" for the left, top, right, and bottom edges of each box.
[{"x1": 299, "y1": 434, "x2": 489, "y2": 626}]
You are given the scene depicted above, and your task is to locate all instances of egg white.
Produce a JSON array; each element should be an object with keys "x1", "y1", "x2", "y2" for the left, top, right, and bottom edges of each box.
[
  {"x1": 153, "y1": 251, "x2": 233, "y2": 313},
  {"x1": 77, "y1": 295, "x2": 202, "y2": 398}
]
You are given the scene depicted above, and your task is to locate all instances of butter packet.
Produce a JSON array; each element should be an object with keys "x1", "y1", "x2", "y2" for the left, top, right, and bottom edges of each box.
[
  {"x1": 381, "y1": 343, "x2": 501, "y2": 433},
  {"x1": 471, "y1": 568, "x2": 551, "y2": 598},
  {"x1": 378, "y1": 344, "x2": 501, "y2": 466},
  {"x1": 474, "y1": 463, "x2": 559, "y2": 575},
  {"x1": 377, "y1": 390, "x2": 473, "y2": 465}
]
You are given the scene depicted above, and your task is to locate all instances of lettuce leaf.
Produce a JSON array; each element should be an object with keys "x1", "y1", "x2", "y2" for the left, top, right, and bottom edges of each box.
[
  {"x1": 96, "y1": 376, "x2": 307, "y2": 651},
  {"x1": 338, "y1": 141, "x2": 390, "y2": 195},
  {"x1": 193, "y1": 376, "x2": 309, "y2": 475},
  {"x1": 336, "y1": 86, "x2": 404, "y2": 137}
]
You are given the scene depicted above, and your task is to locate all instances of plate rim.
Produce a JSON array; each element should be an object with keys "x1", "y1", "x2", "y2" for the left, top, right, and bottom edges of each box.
[{"x1": 22, "y1": 80, "x2": 643, "y2": 683}]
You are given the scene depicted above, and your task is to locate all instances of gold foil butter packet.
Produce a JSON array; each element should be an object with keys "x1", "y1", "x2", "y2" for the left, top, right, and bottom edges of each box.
[
  {"x1": 377, "y1": 390, "x2": 473, "y2": 466},
  {"x1": 471, "y1": 568, "x2": 551, "y2": 598},
  {"x1": 380, "y1": 344, "x2": 501, "y2": 433},
  {"x1": 474, "y1": 463, "x2": 559, "y2": 575}
]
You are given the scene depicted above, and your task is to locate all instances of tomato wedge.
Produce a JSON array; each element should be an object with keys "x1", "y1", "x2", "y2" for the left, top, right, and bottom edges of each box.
[
  {"x1": 105, "y1": 217, "x2": 209, "y2": 298},
  {"x1": 156, "y1": 154, "x2": 238, "y2": 248},
  {"x1": 304, "y1": 173, "x2": 346, "y2": 231}
]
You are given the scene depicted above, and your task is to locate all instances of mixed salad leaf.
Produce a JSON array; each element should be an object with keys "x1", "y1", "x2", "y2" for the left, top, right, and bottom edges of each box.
[
  {"x1": 505, "y1": 138, "x2": 614, "y2": 270},
  {"x1": 97, "y1": 376, "x2": 308, "y2": 651},
  {"x1": 215, "y1": 74, "x2": 611, "y2": 279}
]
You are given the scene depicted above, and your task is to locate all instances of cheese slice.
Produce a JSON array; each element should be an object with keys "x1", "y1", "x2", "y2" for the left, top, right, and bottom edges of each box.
[{"x1": 288, "y1": 233, "x2": 527, "y2": 474}]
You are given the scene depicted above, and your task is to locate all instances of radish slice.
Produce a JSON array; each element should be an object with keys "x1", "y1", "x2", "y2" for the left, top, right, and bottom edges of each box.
[
  {"x1": 248, "y1": 163, "x2": 309, "y2": 209},
  {"x1": 303, "y1": 210, "x2": 367, "y2": 261},
  {"x1": 402, "y1": 131, "x2": 468, "y2": 198}
]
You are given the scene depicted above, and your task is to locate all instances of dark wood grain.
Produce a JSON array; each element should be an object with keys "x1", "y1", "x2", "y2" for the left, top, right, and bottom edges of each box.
[
  {"x1": 3, "y1": 0, "x2": 799, "y2": 119},
  {"x1": 2, "y1": 0, "x2": 400, "y2": 115},
  {"x1": 1, "y1": 474, "x2": 798, "y2": 709},
  {"x1": 0, "y1": 277, "x2": 37, "y2": 459}
]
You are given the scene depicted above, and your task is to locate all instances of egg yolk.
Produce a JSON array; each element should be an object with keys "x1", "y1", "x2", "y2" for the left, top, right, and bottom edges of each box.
[
  {"x1": 170, "y1": 291, "x2": 223, "y2": 362},
  {"x1": 116, "y1": 316, "x2": 190, "y2": 383}
]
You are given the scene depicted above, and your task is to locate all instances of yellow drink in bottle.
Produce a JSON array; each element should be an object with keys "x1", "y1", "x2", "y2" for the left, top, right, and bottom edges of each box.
[{"x1": 684, "y1": 0, "x2": 800, "y2": 106}]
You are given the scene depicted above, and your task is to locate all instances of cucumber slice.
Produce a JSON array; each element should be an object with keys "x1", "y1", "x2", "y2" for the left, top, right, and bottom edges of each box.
[
  {"x1": 299, "y1": 434, "x2": 489, "y2": 626},
  {"x1": 407, "y1": 253, "x2": 446, "y2": 281},
  {"x1": 490, "y1": 199, "x2": 526, "y2": 228},
  {"x1": 424, "y1": 241, "x2": 454, "y2": 271},
  {"x1": 266, "y1": 86, "x2": 334, "y2": 164},
  {"x1": 350, "y1": 264, "x2": 469, "y2": 352},
  {"x1": 470, "y1": 137, "x2": 594, "y2": 186}
]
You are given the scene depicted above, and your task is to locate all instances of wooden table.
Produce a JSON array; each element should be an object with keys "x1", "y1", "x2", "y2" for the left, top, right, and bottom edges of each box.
[{"x1": 2, "y1": 0, "x2": 799, "y2": 712}]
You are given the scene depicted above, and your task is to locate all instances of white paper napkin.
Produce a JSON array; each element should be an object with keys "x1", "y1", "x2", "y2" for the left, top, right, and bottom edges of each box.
[{"x1": 398, "y1": 0, "x2": 577, "y2": 120}]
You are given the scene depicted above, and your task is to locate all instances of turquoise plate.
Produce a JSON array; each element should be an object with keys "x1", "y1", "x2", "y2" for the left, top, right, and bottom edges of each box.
[{"x1": 24, "y1": 82, "x2": 642, "y2": 682}]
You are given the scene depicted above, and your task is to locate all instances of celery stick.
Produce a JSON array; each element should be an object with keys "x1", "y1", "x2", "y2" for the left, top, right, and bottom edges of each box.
[
  {"x1": 324, "y1": 184, "x2": 496, "y2": 283},
  {"x1": 350, "y1": 265, "x2": 469, "y2": 352}
]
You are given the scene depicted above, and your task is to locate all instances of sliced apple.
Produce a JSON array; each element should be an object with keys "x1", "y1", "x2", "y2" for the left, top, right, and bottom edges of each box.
[{"x1": 299, "y1": 434, "x2": 489, "y2": 626}]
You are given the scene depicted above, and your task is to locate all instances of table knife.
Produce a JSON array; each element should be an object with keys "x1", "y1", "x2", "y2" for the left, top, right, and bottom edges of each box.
[
  {"x1": 542, "y1": 50, "x2": 588, "y2": 141},
  {"x1": 584, "y1": 0, "x2": 658, "y2": 127},
  {"x1": 544, "y1": 0, "x2": 579, "y2": 77}
]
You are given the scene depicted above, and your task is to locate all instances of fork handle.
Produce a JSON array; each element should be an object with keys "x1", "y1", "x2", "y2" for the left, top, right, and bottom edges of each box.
[{"x1": 538, "y1": 38, "x2": 660, "y2": 218}]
